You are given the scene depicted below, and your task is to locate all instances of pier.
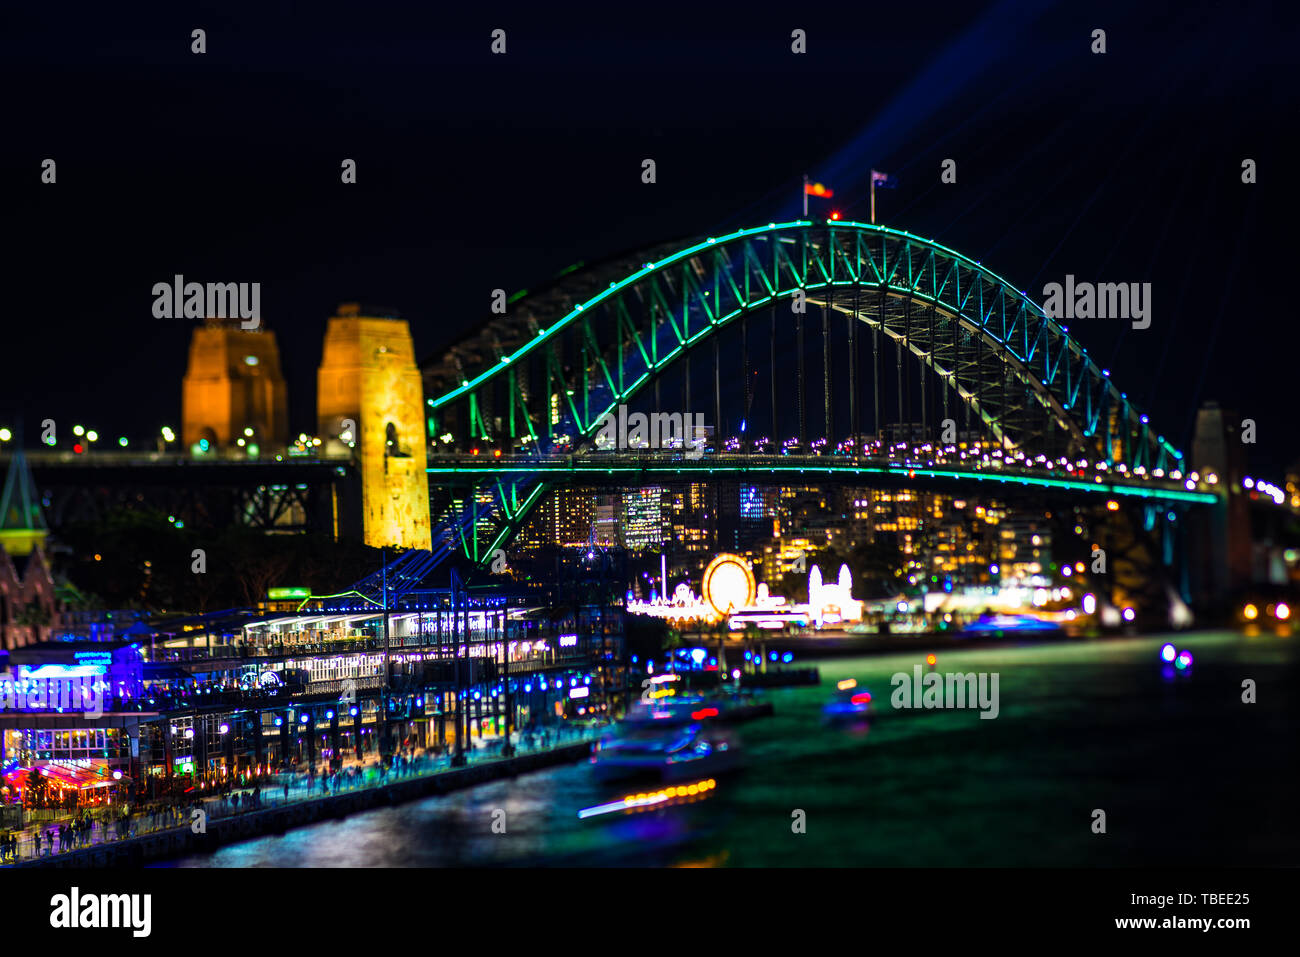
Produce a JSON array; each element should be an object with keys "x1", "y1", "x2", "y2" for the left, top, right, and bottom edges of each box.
[{"x1": 4, "y1": 740, "x2": 593, "y2": 868}]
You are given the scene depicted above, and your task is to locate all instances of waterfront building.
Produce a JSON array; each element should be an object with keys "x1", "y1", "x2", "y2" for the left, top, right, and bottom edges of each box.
[
  {"x1": 0, "y1": 447, "x2": 61, "y2": 650},
  {"x1": 0, "y1": 553, "x2": 626, "y2": 809}
]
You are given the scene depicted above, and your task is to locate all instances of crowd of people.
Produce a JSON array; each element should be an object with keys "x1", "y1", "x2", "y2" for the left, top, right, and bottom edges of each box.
[
  {"x1": 1, "y1": 805, "x2": 123, "y2": 860},
  {"x1": 0, "y1": 722, "x2": 599, "y2": 864}
]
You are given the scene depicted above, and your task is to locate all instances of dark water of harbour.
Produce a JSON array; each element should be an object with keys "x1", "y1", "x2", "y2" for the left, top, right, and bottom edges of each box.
[{"x1": 164, "y1": 631, "x2": 1300, "y2": 867}]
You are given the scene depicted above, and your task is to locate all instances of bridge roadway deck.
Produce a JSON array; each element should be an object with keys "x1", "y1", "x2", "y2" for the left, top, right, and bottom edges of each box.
[
  {"x1": 426, "y1": 453, "x2": 1220, "y2": 506},
  {"x1": 8, "y1": 449, "x2": 355, "y2": 485}
]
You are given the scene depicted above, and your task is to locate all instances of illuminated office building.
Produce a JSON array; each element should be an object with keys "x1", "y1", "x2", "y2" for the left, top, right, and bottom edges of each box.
[
  {"x1": 518, "y1": 490, "x2": 595, "y2": 548},
  {"x1": 622, "y1": 488, "x2": 665, "y2": 551}
]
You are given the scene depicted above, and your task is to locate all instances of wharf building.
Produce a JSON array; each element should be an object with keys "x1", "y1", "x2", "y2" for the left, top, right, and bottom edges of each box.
[{"x1": 0, "y1": 562, "x2": 625, "y2": 811}]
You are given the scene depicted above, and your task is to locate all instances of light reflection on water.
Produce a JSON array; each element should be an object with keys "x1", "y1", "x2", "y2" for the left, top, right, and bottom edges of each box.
[
  {"x1": 165, "y1": 760, "x2": 718, "y2": 867},
  {"x1": 163, "y1": 631, "x2": 1299, "y2": 867}
]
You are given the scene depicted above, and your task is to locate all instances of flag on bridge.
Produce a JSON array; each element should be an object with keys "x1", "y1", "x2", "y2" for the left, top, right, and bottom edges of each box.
[
  {"x1": 869, "y1": 170, "x2": 897, "y2": 224},
  {"x1": 802, "y1": 174, "x2": 834, "y2": 216}
]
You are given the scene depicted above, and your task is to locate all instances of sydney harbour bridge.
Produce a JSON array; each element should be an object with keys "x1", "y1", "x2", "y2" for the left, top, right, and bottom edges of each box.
[
  {"x1": 11, "y1": 220, "x2": 1279, "y2": 615},
  {"x1": 420, "y1": 220, "x2": 1225, "y2": 592}
]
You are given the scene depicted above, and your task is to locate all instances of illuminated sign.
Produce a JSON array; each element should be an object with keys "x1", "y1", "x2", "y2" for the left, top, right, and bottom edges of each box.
[
  {"x1": 268, "y1": 587, "x2": 311, "y2": 600},
  {"x1": 568, "y1": 686, "x2": 590, "y2": 699},
  {"x1": 17, "y1": 664, "x2": 105, "y2": 679},
  {"x1": 559, "y1": 634, "x2": 578, "y2": 648}
]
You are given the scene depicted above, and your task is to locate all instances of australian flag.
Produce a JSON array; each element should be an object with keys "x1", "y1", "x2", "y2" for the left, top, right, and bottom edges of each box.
[{"x1": 871, "y1": 169, "x2": 897, "y2": 188}]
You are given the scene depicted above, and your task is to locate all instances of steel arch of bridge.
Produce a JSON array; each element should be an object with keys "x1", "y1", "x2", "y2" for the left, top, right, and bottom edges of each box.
[{"x1": 424, "y1": 220, "x2": 1182, "y2": 563}]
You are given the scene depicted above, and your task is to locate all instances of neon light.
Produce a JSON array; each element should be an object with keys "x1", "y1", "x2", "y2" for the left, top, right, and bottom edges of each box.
[
  {"x1": 430, "y1": 221, "x2": 811, "y2": 409},
  {"x1": 426, "y1": 220, "x2": 1179, "y2": 464},
  {"x1": 426, "y1": 461, "x2": 1216, "y2": 504},
  {"x1": 17, "y1": 664, "x2": 105, "y2": 679},
  {"x1": 268, "y1": 587, "x2": 312, "y2": 600}
]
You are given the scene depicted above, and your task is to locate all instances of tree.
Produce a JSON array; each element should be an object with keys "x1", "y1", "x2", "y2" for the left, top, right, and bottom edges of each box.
[
  {"x1": 25, "y1": 768, "x2": 48, "y2": 808},
  {"x1": 55, "y1": 580, "x2": 99, "y2": 611},
  {"x1": 13, "y1": 600, "x2": 51, "y2": 627}
]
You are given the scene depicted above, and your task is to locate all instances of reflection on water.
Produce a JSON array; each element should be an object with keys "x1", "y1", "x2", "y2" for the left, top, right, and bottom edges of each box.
[{"x1": 164, "y1": 631, "x2": 1300, "y2": 867}]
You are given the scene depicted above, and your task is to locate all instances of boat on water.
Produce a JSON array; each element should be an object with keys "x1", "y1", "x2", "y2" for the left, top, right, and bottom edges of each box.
[
  {"x1": 591, "y1": 719, "x2": 742, "y2": 783},
  {"x1": 822, "y1": 678, "x2": 874, "y2": 723},
  {"x1": 959, "y1": 613, "x2": 1064, "y2": 638},
  {"x1": 627, "y1": 688, "x2": 773, "y2": 725}
]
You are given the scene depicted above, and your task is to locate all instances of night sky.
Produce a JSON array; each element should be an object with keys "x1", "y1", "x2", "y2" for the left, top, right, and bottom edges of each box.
[{"x1": 4, "y1": 1, "x2": 1296, "y2": 471}]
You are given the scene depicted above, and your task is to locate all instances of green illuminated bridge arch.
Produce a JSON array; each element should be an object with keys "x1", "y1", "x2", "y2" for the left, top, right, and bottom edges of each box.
[{"x1": 420, "y1": 220, "x2": 1192, "y2": 564}]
